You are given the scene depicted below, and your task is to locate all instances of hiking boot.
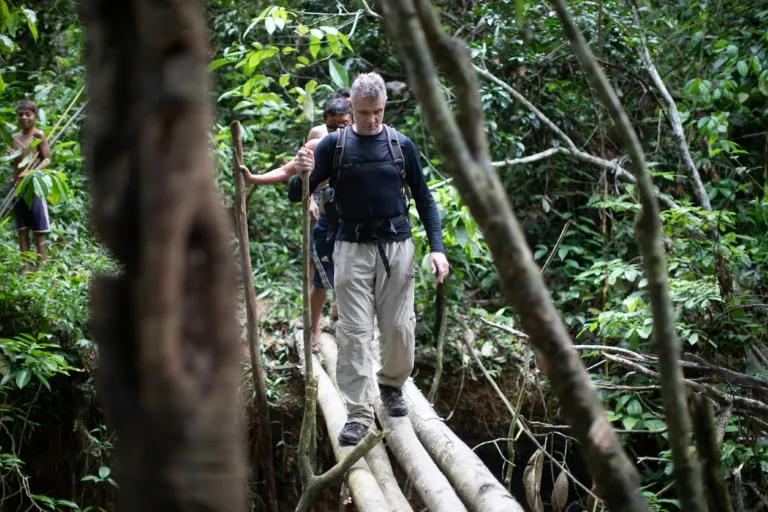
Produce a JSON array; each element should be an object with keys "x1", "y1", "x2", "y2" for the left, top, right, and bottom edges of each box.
[
  {"x1": 379, "y1": 384, "x2": 408, "y2": 417},
  {"x1": 339, "y1": 422, "x2": 368, "y2": 446}
]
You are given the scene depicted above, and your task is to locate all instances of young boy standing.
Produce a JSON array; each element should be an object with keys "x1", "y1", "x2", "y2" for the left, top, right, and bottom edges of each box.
[{"x1": 9, "y1": 100, "x2": 51, "y2": 270}]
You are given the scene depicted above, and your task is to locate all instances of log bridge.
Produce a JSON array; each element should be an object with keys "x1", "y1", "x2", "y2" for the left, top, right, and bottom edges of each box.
[{"x1": 293, "y1": 329, "x2": 524, "y2": 512}]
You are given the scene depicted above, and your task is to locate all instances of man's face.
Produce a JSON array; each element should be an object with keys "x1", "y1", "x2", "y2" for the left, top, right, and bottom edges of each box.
[
  {"x1": 324, "y1": 113, "x2": 353, "y2": 133},
  {"x1": 16, "y1": 109, "x2": 36, "y2": 131},
  {"x1": 352, "y1": 95, "x2": 385, "y2": 136}
]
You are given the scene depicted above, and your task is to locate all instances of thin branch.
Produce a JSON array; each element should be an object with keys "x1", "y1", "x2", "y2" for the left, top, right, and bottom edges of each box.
[
  {"x1": 603, "y1": 354, "x2": 768, "y2": 415},
  {"x1": 632, "y1": 7, "x2": 711, "y2": 211},
  {"x1": 554, "y1": 2, "x2": 705, "y2": 510},
  {"x1": 541, "y1": 221, "x2": 572, "y2": 274}
]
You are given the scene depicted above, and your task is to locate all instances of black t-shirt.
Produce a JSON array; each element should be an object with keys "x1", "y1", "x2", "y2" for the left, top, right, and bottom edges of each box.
[{"x1": 288, "y1": 127, "x2": 444, "y2": 253}]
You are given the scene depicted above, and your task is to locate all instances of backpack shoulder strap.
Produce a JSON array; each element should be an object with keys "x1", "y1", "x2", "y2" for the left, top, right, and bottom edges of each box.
[
  {"x1": 384, "y1": 125, "x2": 411, "y2": 201},
  {"x1": 332, "y1": 127, "x2": 349, "y2": 186}
]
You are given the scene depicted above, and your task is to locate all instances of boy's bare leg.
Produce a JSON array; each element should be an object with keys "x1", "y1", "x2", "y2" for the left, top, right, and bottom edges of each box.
[
  {"x1": 330, "y1": 291, "x2": 338, "y2": 319},
  {"x1": 18, "y1": 229, "x2": 31, "y2": 272},
  {"x1": 310, "y1": 286, "x2": 327, "y2": 353},
  {"x1": 34, "y1": 233, "x2": 47, "y2": 267}
]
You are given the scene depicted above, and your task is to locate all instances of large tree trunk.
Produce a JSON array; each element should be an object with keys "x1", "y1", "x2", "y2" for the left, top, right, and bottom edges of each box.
[
  {"x1": 83, "y1": 1, "x2": 248, "y2": 510},
  {"x1": 405, "y1": 381, "x2": 523, "y2": 512}
]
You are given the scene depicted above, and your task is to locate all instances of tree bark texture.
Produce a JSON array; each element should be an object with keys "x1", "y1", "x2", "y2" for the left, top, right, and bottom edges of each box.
[
  {"x1": 373, "y1": 396, "x2": 468, "y2": 511},
  {"x1": 83, "y1": 1, "x2": 247, "y2": 510},
  {"x1": 378, "y1": 1, "x2": 648, "y2": 510},
  {"x1": 691, "y1": 394, "x2": 733, "y2": 512},
  {"x1": 405, "y1": 380, "x2": 524, "y2": 512},
  {"x1": 553, "y1": 2, "x2": 706, "y2": 511},
  {"x1": 231, "y1": 121, "x2": 278, "y2": 512}
]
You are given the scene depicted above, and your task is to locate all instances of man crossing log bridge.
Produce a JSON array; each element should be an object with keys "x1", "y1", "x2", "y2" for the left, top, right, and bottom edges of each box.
[{"x1": 289, "y1": 72, "x2": 449, "y2": 446}]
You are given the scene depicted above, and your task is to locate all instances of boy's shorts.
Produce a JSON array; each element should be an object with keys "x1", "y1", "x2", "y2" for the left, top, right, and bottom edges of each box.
[
  {"x1": 14, "y1": 195, "x2": 50, "y2": 233},
  {"x1": 312, "y1": 214, "x2": 335, "y2": 289}
]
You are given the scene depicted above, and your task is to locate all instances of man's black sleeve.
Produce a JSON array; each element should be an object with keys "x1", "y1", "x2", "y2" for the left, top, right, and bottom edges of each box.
[
  {"x1": 287, "y1": 134, "x2": 334, "y2": 203},
  {"x1": 402, "y1": 137, "x2": 444, "y2": 253}
]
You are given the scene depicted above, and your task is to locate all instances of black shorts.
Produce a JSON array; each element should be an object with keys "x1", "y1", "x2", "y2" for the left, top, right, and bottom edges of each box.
[
  {"x1": 14, "y1": 195, "x2": 50, "y2": 233},
  {"x1": 312, "y1": 214, "x2": 335, "y2": 289}
]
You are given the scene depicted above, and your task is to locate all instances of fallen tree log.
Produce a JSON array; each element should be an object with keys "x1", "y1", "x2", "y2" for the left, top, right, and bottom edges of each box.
[
  {"x1": 404, "y1": 380, "x2": 524, "y2": 512},
  {"x1": 313, "y1": 353, "x2": 390, "y2": 512},
  {"x1": 315, "y1": 331, "x2": 413, "y2": 511},
  {"x1": 294, "y1": 330, "x2": 390, "y2": 511},
  {"x1": 374, "y1": 397, "x2": 467, "y2": 511}
]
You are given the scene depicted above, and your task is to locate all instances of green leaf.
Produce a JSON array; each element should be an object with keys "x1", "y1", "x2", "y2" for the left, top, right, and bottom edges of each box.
[
  {"x1": 737, "y1": 92, "x2": 749, "y2": 103},
  {"x1": 243, "y1": 77, "x2": 255, "y2": 98},
  {"x1": 328, "y1": 59, "x2": 349, "y2": 89},
  {"x1": 208, "y1": 59, "x2": 231, "y2": 72},
  {"x1": 736, "y1": 61, "x2": 748, "y2": 78},
  {"x1": 687, "y1": 332, "x2": 699, "y2": 345},
  {"x1": 305, "y1": 79, "x2": 317, "y2": 94},
  {"x1": 1, "y1": 148, "x2": 22, "y2": 162},
  {"x1": 309, "y1": 28, "x2": 324, "y2": 40},
  {"x1": 622, "y1": 416, "x2": 639, "y2": 431},
  {"x1": 627, "y1": 399, "x2": 642, "y2": 417},
  {"x1": 98, "y1": 466, "x2": 111, "y2": 479},
  {"x1": 296, "y1": 24, "x2": 309, "y2": 36},
  {"x1": 24, "y1": 11, "x2": 37, "y2": 42},
  {"x1": 0, "y1": 34, "x2": 14, "y2": 52},
  {"x1": 758, "y1": 71, "x2": 768, "y2": 97},
  {"x1": 264, "y1": 16, "x2": 275, "y2": 35},
  {"x1": 338, "y1": 32, "x2": 354, "y2": 53},
  {"x1": 55, "y1": 500, "x2": 80, "y2": 509},
  {"x1": 33, "y1": 175, "x2": 46, "y2": 199},
  {"x1": 279, "y1": 74, "x2": 290, "y2": 87},
  {"x1": 302, "y1": 93, "x2": 314, "y2": 122},
  {"x1": 15, "y1": 369, "x2": 30, "y2": 389},
  {"x1": 320, "y1": 26, "x2": 338, "y2": 35},
  {"x1": 309, "y1": 37, "x2": 321, "y2": 59}
]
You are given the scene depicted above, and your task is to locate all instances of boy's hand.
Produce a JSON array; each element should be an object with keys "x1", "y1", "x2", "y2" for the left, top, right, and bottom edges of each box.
[
  {"x1": 294, "y1": 147, "x2": 314, "y2": 174},
  {"x1": 309, "y1": 197, "x2": 319, "y2": 221}
]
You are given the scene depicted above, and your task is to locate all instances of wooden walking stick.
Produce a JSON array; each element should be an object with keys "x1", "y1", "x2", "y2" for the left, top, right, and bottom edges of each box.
[{"x1": 231, "y1": 120, "x2": 278, "y2": 512}]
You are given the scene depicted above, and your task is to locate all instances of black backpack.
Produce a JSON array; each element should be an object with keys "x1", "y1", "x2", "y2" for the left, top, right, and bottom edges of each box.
[{"x1": 323, "y1": 125, "x2": 410, "y2": 237}]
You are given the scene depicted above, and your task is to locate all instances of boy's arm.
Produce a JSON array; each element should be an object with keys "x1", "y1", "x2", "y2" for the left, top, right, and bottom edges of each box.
[
  {"x1": 35, "y1": 130, "x2": 51, "y2": 170},
  {"x1": 241, "y1": 161, "x2": 296, "y2": 185},
  {"x1": 241, "y1": 138, "x2": 321, "y2": 185}
]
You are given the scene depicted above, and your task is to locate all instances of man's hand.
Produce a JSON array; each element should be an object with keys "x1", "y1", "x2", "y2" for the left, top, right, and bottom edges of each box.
[
  {"x1": 430, "y1": 252, "x2": 450, "y2": 284},
  {"x1": 294, "y1": 146, "x2": 314, "y2": 174},
  {"x1": 309, "y1": 196, "x2": 319, "y2": 221}
]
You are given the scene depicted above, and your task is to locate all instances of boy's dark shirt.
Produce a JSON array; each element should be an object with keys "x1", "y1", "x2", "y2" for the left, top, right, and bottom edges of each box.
[{"x1": 288, "y1": 128, "x2": 444, "y2": 253}]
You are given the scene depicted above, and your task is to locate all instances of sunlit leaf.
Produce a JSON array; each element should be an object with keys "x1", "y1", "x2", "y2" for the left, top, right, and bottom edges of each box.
[{"x1": 328, "y1": 59, "x2": 349, "y2": 89}]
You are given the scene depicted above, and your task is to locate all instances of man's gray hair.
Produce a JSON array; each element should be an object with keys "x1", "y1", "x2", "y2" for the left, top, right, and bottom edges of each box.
[{"x1": 351, "y1": 72, "x2": 387, "y2": 101}]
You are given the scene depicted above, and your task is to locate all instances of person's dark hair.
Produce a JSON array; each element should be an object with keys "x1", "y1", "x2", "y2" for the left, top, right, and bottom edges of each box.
[
  {"x1": 332, "y1": 88, "x2": 351, "y2": 99},
  {"x1": 323, "y1": 97, "x2": 352, "y2": 119},
  {"x1": 16, "y1": 100, "x2": 37, "y2": 114}
]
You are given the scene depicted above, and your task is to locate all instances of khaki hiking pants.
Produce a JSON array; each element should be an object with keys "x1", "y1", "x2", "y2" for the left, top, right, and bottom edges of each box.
[{"x1": 334, "y1": 239, "x2": 416, "y2": 427}]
